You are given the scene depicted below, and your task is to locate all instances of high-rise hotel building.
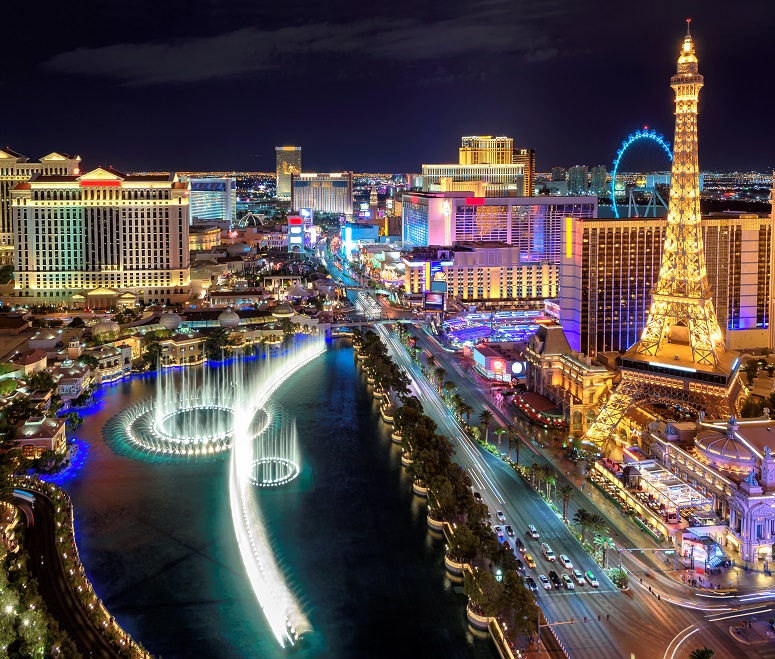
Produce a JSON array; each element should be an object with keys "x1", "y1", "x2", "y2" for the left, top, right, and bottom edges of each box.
[
  {"x1": 458, "y1": 136, "x2": 536, "y2": 196},
  {"x1": 0, "y1": 149, "x2": 81, "y2": 262},
  {"x1": 291, "y1": 171, "x2": 353, "y2": 216},
  {"x1": 561, "y1": 212, "x2": 774, "y2": 356},
  {"x1": 8, "y1": 166, "x2": 190, "y2": 307},
  {"x1": 275, "y1": 146, "x2": 301, "y2": 200},
  {"x1": 421, "y1": 136, "x2": 535, "y2": 198},
  {"x1": 401, "y1": 191, "x2": 597, "y2": 262}
]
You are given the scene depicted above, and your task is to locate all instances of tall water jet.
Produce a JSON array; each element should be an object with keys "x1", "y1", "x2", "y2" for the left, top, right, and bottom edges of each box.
[{"x1": 106, "y1": 334, "x2": 327, "y2": 646}]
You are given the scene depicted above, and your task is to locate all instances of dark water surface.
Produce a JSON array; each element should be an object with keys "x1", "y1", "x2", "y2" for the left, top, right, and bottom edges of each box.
[{"x1": 63, "y1": 343, "x2": 496, "y2": 658}]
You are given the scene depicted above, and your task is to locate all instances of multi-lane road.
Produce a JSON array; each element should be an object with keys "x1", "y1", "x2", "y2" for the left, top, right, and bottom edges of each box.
[{"x1": 376, "y1": 323, "x2": 770, "y2": 659}]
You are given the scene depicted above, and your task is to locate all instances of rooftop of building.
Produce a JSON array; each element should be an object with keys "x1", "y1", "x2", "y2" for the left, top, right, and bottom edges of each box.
[
  {"x1": 8, "y1": 349, "x2": 47, "y2": 366},
  {"x1": 52, "y1": 361, "x2": 90, "y2": 378},
  {"x1": 528, "y1": 325, "x2": 572, "y2": 357},
  {"x1": 622, "y1": 341, "x2": 740, "y2": 377},
  {"x1": 16, "y1": 416, "x2": 64, "y2": 440},
  {"x1": 0, "y1": 315, "x2": 32, "y2": 329}
]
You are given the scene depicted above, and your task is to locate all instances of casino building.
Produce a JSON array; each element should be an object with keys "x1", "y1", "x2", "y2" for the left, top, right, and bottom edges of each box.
[
  {"x1": 401, "y1": 191, "x2": 596, "y2": 260},
  {"x1": 8, "y1": 166, "x2": 190, "y2": 307}
]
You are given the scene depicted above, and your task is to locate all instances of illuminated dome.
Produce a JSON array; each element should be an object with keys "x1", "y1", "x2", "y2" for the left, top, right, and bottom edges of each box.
[
  {"x1": 159, "y1": 311, "x2": 182, "y2": 331},
  {"x1": 92, "y1": 319, "x2": 120, "y2": 335},
  {"x1": 218, "y1": 308, "x2": 240, "y2": 328},
  {"x1": 695, "y1": 431, "x2": 756, "y2": 471},
  {"x1": 272, "y1": 304, "x2": 294, "y2": 319}
]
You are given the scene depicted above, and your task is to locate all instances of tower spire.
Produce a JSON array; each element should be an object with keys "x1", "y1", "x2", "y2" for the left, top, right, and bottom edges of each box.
[{"x1": 633, "y1": 25, "x2": 724, "y2": 366}]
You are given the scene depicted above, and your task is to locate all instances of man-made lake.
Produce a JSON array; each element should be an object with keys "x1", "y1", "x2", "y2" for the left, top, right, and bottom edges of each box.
[{"x1": 62, "y1": 343, "x2": 496, "y2": 658}]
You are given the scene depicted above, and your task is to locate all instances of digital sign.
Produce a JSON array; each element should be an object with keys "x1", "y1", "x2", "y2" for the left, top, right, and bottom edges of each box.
[{"x1": 423, "y1": 292, "x2": 445, "y2": 312}]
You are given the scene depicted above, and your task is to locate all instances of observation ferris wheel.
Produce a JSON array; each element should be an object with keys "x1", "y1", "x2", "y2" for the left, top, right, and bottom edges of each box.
[{"x1": 611, "y1": 128, "x2": 673, "y2": 218}]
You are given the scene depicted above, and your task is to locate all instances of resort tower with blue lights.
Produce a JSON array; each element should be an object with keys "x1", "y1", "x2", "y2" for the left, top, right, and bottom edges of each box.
[{"x1": 585, "y1": 24, "x2": 744, "y2": 455}]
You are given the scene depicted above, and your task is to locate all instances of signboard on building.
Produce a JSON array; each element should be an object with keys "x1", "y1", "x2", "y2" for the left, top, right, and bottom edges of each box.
[{"x1": 424, "y1": 292, "x2": 445, "y2": 311}]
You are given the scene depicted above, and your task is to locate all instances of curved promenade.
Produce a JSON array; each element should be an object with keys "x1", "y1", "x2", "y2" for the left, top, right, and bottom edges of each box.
[{"x1": 21, "y1": 488, "x2": 120, "y2": 658}]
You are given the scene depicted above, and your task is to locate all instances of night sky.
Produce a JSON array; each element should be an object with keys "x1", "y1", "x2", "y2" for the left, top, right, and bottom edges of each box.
[{"x1": 2, "y1": 0, "x2": 773, "y2": 174}]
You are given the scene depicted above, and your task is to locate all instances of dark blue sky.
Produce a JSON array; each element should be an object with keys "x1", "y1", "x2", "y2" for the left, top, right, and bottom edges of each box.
[{"x1": 2, "y1": 0, "x2": 772, "y2": 173}]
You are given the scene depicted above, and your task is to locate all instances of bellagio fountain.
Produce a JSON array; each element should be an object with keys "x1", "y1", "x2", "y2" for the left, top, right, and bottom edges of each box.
[{"x1": 106, "y1": 334, "x2": 327, "y2": 646}]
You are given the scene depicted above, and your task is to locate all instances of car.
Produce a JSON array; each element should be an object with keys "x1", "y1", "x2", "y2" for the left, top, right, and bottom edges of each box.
[
  {"x1": 496, "y1": 511, "x2": 506, "y2": 523},
  {"x1": 559, "y1": 554, "x2": 573, "y2": 569},
  {"x1": 527, "y1": 524, "x2": 540, "y2": 539},
  {"x1": 505, "y1": 525, "x2": 515, "y2": 537},
  {"x1": 540, "y1": 543, "x2": 555, "y2": 561},
  {"x1": 585, "y1": 571, "x2": 600, "y2": 587},
  {"x1": 502, "y1": 540, "x2": 511, "y2": 550},
  {"x1": 494, "y1": 526, "x2": 504, "y2": 538},
  {"x1": 515, "y1": 558, "x2": 525, "y2": 574},
  {"x1": 516, "y1": 538, "x2": 526, "y2": 553},
  {"x1": 548, "y1": 570, "x2": 562, "y2": 588},
  {"x1": 525, "y1": 553, "x2": 536, "y2": 568},
  {"x1": 525, "y1": 576, "x2": 538, "y2": 593},
  {"x1": 573, "y1": 569, "x2": 586, "y2": 585},
  {"x1": 538, "y1": 574, "x2": 552, "y2": 590},
  {"x1": 473, "y1": 491, "x2": 482, "y2": 503},
  {"x1": 561, "y1": 574, "x2": 575, "y2": 590}
]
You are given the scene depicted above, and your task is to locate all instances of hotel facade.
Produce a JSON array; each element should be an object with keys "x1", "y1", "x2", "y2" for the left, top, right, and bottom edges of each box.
[
  {"x1": 402, "y1": 243, "x2": 558, "y2": 302},
  {"x1": 8, "y1": 166, "x2": 191, "y2": 307},
  {"x1": 1, "y1": 149, "x2": 81, "y2": 263},
  {"x1": 401, "y1": 191, "x2": 597, "y2": 262},
  {"x1": 560, "y1": 212, "x2": 774, "y2": 356},
  {"x1": 291, "y1": 171, "x2": 353, "y2": 216}
]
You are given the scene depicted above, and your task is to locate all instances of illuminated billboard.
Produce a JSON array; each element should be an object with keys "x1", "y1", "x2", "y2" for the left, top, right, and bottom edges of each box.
[{"x1": 423, "y1": 292, "x2": 445, "y2": 312}]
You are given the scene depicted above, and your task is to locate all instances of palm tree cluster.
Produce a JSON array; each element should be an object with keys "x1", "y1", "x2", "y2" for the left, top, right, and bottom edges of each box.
[
  {"x1": 354, "y1": 330, "x2": 410, "y2": 399},
  {"x1": 355, "y1": 329, "x2": 541, "y2": 641}
]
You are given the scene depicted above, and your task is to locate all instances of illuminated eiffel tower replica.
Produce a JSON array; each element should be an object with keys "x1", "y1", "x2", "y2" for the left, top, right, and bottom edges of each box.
[{"x1": 586, "y1": 24, "x2": 743, "y2": 456}]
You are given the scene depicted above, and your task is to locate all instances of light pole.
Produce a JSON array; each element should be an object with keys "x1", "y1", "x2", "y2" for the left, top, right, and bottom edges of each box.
[{"x1": 536, "y1": 613, "x2": 576, "y2": 657}]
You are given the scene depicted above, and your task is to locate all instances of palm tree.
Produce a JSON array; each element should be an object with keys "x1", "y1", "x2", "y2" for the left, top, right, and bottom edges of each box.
[
  {"x1": 529, "y1": 462, "x2": 540, "y2": 487},
  {"x1": 587, "y1": 513, "x2": 608, "y2": 541},
  {"x1": 479, "y1": 409, "x2": 494, "y2": 445},
  {"x1": 433, "y1": 367, "x2": 447, "y2": 390},
  {"x1": 493, "y1": 427, "x2": 505, "y2": 456},
  {"x1": 688, "y1": 648, "x2": 715, "y2": 659},
  {"x1": 442, "y1": 380, "x2": 457, "y2": 400},
  {"x1": 594, "y1": 534, "x2": 616, "y2": 568},
  {"x1": 545, "y1": 469, "x2": 557, "y2": 500},
  {"x1": 451, "y1": 393, "x2": 464, "y2": 419},
  {"x1": 461, "y1": 402, "x2": 474, "y2": 427},
  {"x1": 573, "y1": 508, "x2": 593, "y2": 542},
  {"x1": 558, "y1": 484, "x2": 574, "y2": 521},
  {"x1": 425, "y1": 354, "x2": 437, "y2": 371},
  {"x1": 505, "y1": 424, "x2": 517, "y2": 462}
]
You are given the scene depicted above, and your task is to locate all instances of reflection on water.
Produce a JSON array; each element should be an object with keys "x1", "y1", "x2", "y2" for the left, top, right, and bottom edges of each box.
[{"x1": 63, "y1": 344, "x2": 496, "y2": 659}]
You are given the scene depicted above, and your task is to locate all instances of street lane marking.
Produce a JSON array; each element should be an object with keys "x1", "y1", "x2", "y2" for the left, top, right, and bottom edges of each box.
[{"x1": 706, "y1": 606, "x2": 772, "y2": 622}]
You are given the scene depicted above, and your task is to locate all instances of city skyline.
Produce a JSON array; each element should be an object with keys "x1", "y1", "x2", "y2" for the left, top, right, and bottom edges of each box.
[{"x1": 1, "y1": 0, "x2": 773, "y2": 173}]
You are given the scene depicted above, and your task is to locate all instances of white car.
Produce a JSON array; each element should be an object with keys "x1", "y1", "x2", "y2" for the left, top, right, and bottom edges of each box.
[
  {"x1": 495, "y1": 526, "x2": 504, "y2": 538},
  {"x1": 527, "y1": 524, "x2": 540, "y2": 539},
  {"x1": 496, "y1": 510, "x2": 506, "y2": 523},
  {"x1": 573, "y1": 569, "x2": 586, "y2": 585},
  {"x1": 559, "y1": 554, "x2": 573, "y2": 569},
  {"x1": 538, "y1": 574, "x2": 552, "y2": 590},
  {"x1": 561, "y1": 574, "x2": 575, "y2": 590},
  {"x1": 585, "y1": 571, "x2": 600, "y2": 587}
]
